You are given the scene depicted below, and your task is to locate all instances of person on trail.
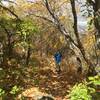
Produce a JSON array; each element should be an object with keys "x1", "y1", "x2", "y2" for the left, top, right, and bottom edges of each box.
[{"x1": 54, "y1": 51, "x2": 62, "y2": 73}]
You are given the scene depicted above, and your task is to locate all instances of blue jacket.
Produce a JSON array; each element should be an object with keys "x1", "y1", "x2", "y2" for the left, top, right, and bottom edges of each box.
[{"x1": 54, "y1": 52, "x2": 62, "y2": 64}]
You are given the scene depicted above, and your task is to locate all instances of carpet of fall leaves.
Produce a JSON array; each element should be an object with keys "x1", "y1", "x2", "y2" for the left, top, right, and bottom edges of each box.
[
  {"x1": 16, "y1": 56, "x2": 84, "y2": 100},
  {"x1": 1, "y1": 33, "x2": 99, "y2": 100}
]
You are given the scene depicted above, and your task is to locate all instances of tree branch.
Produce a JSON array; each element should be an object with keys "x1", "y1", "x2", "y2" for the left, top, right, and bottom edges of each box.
[
  {"x1": 27, "y1": 13, "x2": 54, "y2": 24},
  {"x1": 44, "y1": 0, "x2": 78, "y2": 47},
  {"x1": 0, "y1": 4, "x2": 21, "y2": 21}
]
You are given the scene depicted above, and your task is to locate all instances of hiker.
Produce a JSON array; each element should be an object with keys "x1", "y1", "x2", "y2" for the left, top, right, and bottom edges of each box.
[{"x1": 54, "y1": 51, "x2": 62, "y2": 73}]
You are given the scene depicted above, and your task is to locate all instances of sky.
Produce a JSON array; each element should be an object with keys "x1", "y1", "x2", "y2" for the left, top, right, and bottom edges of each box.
[{"x1": 77, "y1": 0, "x2": 88, "y2": 33}]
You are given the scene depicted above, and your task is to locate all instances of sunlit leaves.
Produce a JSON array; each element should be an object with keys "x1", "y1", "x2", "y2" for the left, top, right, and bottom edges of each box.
[
  {"x1": 68, "y1": 83, "x2": 95, "y2": 100},
  {"x1": 82, "y1": 31, "x2": 95, "y2": 53},
  {"x1": 17, "y1": 19, "x2": 39, "y2": 40},
  {"x1": 20, "y1": 20, "x2": 37, "y2": 35},
  {"x1": 88, "y1": 75, "x2": 100, "y2": 85},
  {"x1": 0, "y1": 88, "x2": 5, "y2": 96},
  {"x1": 10, "y1": 85, "x2": 20, "y2": 95}
]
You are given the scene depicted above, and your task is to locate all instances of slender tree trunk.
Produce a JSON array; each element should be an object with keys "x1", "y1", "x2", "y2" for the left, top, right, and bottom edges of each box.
[
  {"x1": 26, "y1": 45, "x2": 31, "y2": 66},
  {"x1": 88, "y1": 0, "x2": 100, "y2": 43},
  {"x1": 7, "y1": 34, "x2": 13, "y2": 59},
  {"x1": 0, "y1": 24, "x2": 13, "y2": 60},
  {"x1": 93, "y1": 0, "x2": 100, "y2": 38},
  {"x1": 70, "y1": 0, "x2": 96, "y2": 76}
]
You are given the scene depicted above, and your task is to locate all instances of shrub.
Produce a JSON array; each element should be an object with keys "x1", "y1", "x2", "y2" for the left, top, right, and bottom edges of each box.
[
  {"x1": 68, "y1": 75, "x2": 100, "y2": 100},
  {"x1": 88, "y1": 75, "x2": 100, "y2": 86},
  {"x1": 0, "y1": 88, "x2": 5, "y2": 97},
  {"x1": 68, "y1": 82, "x2": 95, "y2": 100},
  {"x1": 10, "y1": 85, "x2": 20, "y2": 95}
]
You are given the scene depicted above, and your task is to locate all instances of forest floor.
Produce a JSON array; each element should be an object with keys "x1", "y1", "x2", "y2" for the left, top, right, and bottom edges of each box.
[
  {"x1": 16, "y1": 56, "x2": 83, "y2": 100},
  {"x1": 1, "y1": 53, "x2": 100, "y2": 99}
]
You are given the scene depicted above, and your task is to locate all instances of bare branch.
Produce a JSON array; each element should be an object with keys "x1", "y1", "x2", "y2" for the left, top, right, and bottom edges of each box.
[
  {"x1": 2, "y1": 0, "x2": 17, "y2": 4},
  {"x1": 27, "y1": 13, "x2": 54, "y2": 24},
  {"x1": 44, "y1": 0, "x2": 78, "y2": 47},
  {"x1": 0, "y1": 4, "x2": 21, "y2": 20}
]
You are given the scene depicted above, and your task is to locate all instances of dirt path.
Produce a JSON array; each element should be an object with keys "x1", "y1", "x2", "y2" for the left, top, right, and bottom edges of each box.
[{"x1": 17, "y1": 57, "x2": 81, "y2": 100}]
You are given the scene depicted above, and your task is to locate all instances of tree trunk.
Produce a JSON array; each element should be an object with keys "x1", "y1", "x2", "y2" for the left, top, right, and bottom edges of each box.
[
  {"x1": 26, "y1": 45, "x2": 31, "y2": 66},
  {"x1": 70, "y1": 0, "x2": 97, "y2": 76},
  {"x1": 94, "y1": 0, "x2": 100, "y2": 38}
]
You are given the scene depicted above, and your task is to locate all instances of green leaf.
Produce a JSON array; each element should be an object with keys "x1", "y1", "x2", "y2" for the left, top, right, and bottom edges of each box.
[
  {"x1": 94, "y1": 81, "x2": 100, "y2": 85},
  {"x1": 88, "y1": 77, "x2": 94, "y2": 81}
]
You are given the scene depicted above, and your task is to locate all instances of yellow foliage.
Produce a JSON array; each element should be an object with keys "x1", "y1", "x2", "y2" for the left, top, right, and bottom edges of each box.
[
  {"x1": 59, "y1": 16, "x2": 66, "y2": 20},
  {"x1": 60, "y1": 36, "x2": 65, "y2": 43},
  {"x1": 82, "y1": 33, "x2": 95, "y2": 52}
]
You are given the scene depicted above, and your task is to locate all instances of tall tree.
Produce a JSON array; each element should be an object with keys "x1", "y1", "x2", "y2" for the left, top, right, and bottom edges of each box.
[
  {"x1": 87, "y1": 0, "x2": 100, "y2": 43},
  {"x1": 70, "y1": 0, "x2": 97, "y2": 76},
  {"x1": 43, "y1": 0, "x2": 97, "y2": 76}
]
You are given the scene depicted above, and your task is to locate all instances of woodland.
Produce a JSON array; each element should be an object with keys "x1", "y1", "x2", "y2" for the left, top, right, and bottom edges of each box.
[{"x1": 0, "y1": 0, "x2": 100, "y2": 100}]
